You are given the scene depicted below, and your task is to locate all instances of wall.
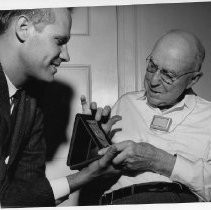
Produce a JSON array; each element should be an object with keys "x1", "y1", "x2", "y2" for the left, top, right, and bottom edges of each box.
[{"x1": 136, "y1": 2, "x2": 211, "y2": 101}]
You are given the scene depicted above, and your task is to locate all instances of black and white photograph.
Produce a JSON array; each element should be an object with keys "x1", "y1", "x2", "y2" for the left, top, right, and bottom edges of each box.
[{"x1": 0, "y1": 0, "x2": 211, "y2": 209}]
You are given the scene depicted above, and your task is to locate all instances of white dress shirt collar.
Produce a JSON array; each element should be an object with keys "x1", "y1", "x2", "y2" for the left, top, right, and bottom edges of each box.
[
  {"x1": 137, "y1": 89, "x2": 196, "y2": 113},
  {"x1": 4, "y1": 72, "x2": 18, "y2": 99}
]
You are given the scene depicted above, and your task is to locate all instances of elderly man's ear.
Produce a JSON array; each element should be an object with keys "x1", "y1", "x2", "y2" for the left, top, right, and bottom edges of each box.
[
  {"x1": 15, "y1": 15, "x2": 32, "y2": 43},
  {"x1": 187, "y1": 71, "x2": 203, "y2": 89}
]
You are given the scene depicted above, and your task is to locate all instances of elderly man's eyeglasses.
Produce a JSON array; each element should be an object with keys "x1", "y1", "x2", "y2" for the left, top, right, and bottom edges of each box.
[{"x1": 146, "y1": 57, "x2": 196, "y2": 85}]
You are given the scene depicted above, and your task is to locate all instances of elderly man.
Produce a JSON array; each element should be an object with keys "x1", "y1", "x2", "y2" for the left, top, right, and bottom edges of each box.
[
  {"x1": 98, "y1": 29, "x2": 211, "y2": 204},
  {"x1": 0, "y1": 8, "x2": 121, "y2": 208}
]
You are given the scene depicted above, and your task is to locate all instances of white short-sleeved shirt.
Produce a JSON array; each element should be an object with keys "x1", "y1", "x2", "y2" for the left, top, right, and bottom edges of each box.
[{"x1": 109, "y1": 90, "x2": 211, "y2": 201}]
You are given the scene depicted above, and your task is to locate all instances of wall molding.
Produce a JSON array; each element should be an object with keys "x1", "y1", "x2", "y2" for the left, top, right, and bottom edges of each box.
[
  {"x1": 58, "y1": 64, "x2": 92, "y2": 102},
  {"x1": 71, "y1": 7, "x2": 90, "y2": 36}
]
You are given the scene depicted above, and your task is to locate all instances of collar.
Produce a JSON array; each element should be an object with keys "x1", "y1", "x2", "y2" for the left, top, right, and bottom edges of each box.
[
  {"x1": 4, "y1": 72, "x2": 18, "y2": 98},
  {"x1": 137, "y1": 89, "x2": 196, "y2": 113}
]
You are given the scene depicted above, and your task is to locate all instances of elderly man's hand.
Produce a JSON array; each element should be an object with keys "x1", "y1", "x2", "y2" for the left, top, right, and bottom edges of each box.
[
  {"x1": 99, "y1": 141, "x2": 176, "y2": 177},
  {"x1": 80, "y1": 95, "x2": 122, "y2": 134}
]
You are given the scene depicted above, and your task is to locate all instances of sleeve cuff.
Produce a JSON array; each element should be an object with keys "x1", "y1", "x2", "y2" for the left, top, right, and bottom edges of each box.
[{"x1": 49, "y1": 177, "x2": 70, "y2": 200}]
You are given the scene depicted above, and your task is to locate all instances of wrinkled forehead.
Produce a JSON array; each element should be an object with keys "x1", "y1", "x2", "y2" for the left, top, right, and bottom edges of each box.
[{"x1": 150, "y1": 35, "x2": 197, "y2": 73}]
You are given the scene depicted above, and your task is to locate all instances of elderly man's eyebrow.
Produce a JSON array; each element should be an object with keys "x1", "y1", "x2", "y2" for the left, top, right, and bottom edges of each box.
[
  {"x1": 153, "y1": 59, "x2": 177, "y2": 76},
  {"x1": 161, "y1": 69, "x2": 177, "y2": 77}
]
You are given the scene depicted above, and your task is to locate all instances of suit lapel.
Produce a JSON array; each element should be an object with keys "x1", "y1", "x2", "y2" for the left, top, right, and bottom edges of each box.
[
  {"x1": 0, "y1": 66, "x2": 32, "y2": 167},
  {"x1": 8, "y1": 90, "x2": 30, "y2": 165},
  {"x1": 0, "y1": 68, "x2": 11, "y2": 154},
  {"x1": 0, "y1": 68, "x2": 11, "y2": 128}
]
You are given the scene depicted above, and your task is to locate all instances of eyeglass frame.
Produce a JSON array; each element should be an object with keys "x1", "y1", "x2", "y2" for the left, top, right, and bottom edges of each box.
[{"x1": 146, "y1": 56, "x2": 197, "y2": 85}]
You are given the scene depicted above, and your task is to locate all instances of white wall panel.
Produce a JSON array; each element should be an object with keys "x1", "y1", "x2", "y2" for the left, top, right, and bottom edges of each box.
[
  {"x1": 68, "y1": 6, "x2": 118, "y2": 106},
  {"x1": 71, "y1": 7, "x2": 90, "y2": 35}
]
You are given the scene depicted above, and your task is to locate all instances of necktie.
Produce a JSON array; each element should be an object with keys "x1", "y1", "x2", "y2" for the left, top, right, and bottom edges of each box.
[
  {"x1": 10, "y1": 90, "x2": 22, "y2": 115},
  {"x1": 10, "y1": 89, "x2": 22, "y2": 134}
]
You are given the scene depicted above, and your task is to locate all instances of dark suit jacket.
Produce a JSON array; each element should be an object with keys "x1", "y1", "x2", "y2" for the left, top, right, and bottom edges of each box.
[{"x1": 0, "y1": 69, "x2": 55, "y2": 207}]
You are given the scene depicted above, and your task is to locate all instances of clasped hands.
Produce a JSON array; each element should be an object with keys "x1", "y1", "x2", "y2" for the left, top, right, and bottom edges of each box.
[{"x1": 81, "y1": 96, "x2": 176, "y2": 178}]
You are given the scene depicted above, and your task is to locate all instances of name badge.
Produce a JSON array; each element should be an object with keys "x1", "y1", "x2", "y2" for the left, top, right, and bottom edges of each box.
[{"x1": 150, "y1": 115, "x2": 172, "y2": 132}]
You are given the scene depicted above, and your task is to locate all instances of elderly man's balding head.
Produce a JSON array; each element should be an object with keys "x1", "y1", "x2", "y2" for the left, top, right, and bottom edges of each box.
[
  {"x1": 152, "y1": 29, "x2": 205, "y2": 72},
  {"x1": 144, "y1": 30, "x2": 205, "y2": 109}
]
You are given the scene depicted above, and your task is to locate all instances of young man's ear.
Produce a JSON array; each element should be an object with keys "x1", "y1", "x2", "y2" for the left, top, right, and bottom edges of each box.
[
  {"x1": 15, "y1": 15, "x2": 32, "y2": 43},
  {"x1": 187, "y1": 71, "x2": 203, "y2": 89}
]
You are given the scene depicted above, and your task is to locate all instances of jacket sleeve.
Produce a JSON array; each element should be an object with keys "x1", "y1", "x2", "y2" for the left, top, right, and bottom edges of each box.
[{"x1": 1, "y1": 106, "x2": 55, "y2": 208}]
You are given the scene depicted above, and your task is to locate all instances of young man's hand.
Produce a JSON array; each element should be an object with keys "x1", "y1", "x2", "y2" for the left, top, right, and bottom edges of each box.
[
  {"x1": 86, "y1": 145, "x2": 121, "y2": 178},
  {"x1": 66, "y1": 146, "x2": 121, "y2": 194}
]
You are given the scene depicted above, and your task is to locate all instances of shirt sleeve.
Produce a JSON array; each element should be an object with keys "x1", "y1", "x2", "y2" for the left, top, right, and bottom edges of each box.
[{"x1": 170, "y1": 154, "x2": 211, "y2": 201}]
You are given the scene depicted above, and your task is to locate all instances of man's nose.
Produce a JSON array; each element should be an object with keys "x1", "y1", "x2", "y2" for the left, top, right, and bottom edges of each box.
[
  {"x1": 60, "y1": 45, "x2": 70, "y2": 62},
  {"x1": 150, "y1": 70, "x2": 162, "y2": 86}
]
